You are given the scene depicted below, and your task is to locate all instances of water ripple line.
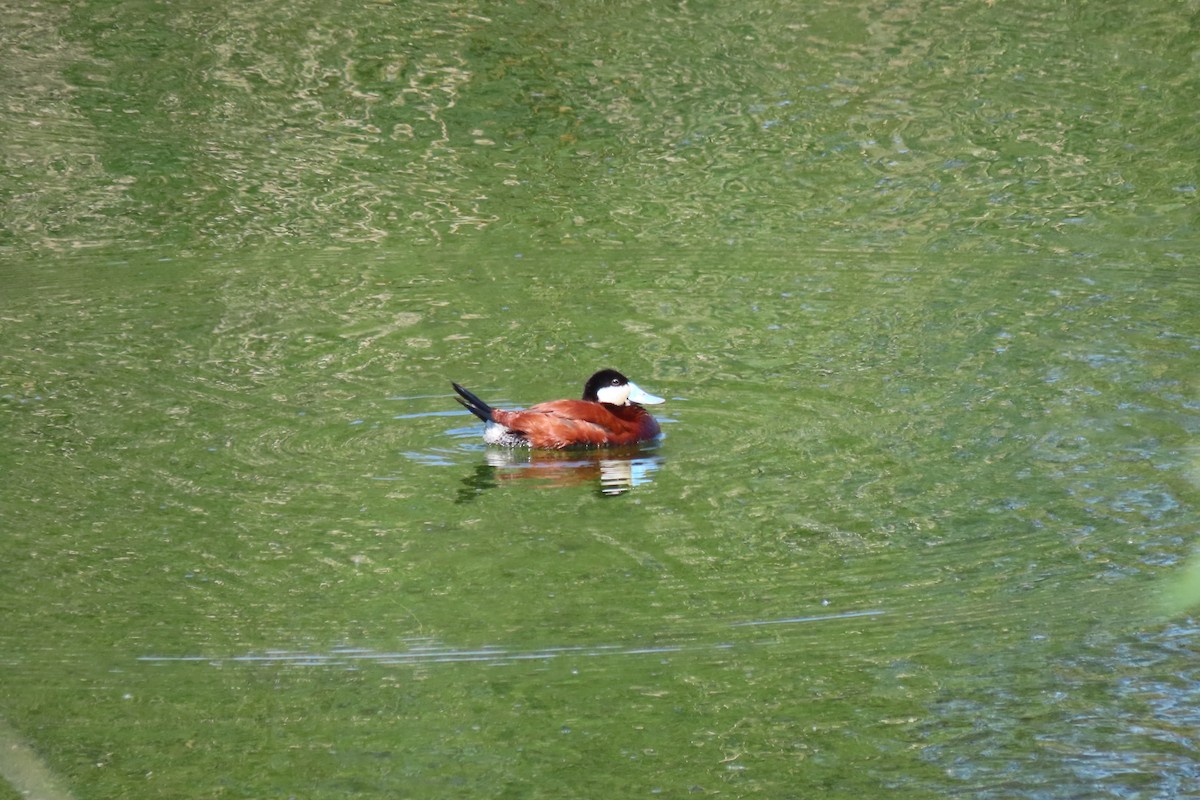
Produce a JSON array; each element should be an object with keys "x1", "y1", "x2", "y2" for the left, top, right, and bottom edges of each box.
[{"x1": 137, "y1": 609, "x2": 886, "y2": 667}]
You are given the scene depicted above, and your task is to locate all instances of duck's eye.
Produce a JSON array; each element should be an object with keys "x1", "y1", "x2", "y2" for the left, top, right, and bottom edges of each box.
[{"x1": 611, "y1": 378, "x2": 621, "y2": 385}]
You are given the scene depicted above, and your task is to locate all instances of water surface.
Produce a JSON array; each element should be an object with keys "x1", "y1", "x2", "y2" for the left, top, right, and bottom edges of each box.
[{"x1": 2, "y1": 1, "x2": 1198, "y2": 798}]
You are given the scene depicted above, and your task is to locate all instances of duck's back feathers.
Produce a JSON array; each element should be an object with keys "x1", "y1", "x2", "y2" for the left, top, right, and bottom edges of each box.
[{"x1": 492, "y1": 401, "x2": 660, "y2": 449}]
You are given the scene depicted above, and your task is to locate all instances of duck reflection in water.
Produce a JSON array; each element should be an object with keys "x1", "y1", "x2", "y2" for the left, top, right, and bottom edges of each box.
[{"x1": 456, "y1": 445, "x2": 663, "y2": 501}]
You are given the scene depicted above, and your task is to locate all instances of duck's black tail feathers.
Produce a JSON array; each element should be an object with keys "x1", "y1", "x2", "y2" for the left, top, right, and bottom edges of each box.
[{"x1": 452, "y1": 382, "x2": 494, "y2": 423}]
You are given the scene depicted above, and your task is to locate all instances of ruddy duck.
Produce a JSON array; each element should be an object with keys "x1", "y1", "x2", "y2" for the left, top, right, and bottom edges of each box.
[{"x1": 452, "y1": 369, "x2": 665, "y2": 449}]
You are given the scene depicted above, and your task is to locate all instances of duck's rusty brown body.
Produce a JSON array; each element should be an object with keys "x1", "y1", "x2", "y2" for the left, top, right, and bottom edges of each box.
[{"x1": 452, "y1": 369, "x2": 665, "y2": 450}]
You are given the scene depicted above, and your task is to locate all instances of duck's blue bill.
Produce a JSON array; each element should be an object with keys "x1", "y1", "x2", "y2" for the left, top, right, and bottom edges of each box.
[{"x1": 627, "y1": 382, "x2": 665, "y2": 405}]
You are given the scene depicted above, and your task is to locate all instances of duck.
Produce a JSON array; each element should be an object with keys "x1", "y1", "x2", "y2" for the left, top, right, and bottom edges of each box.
[{"x1": 452, "y1": 369, "x2": 665, "y2": 449}]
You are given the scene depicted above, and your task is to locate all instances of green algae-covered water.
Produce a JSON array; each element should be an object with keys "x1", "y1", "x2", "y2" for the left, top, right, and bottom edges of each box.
[{"x1": 2, "y1": 1, "x2": 1198, "y2": 797}]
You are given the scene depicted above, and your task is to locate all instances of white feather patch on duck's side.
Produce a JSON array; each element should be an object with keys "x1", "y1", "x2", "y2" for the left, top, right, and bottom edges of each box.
[{"x1": 484, "y1": 421, "x2": 530, "y2": 447}]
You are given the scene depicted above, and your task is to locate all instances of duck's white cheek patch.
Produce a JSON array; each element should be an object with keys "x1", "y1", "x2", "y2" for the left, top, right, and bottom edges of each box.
[{"x1": 595, "y1": 385, "x2": 629, "y2": 405}]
